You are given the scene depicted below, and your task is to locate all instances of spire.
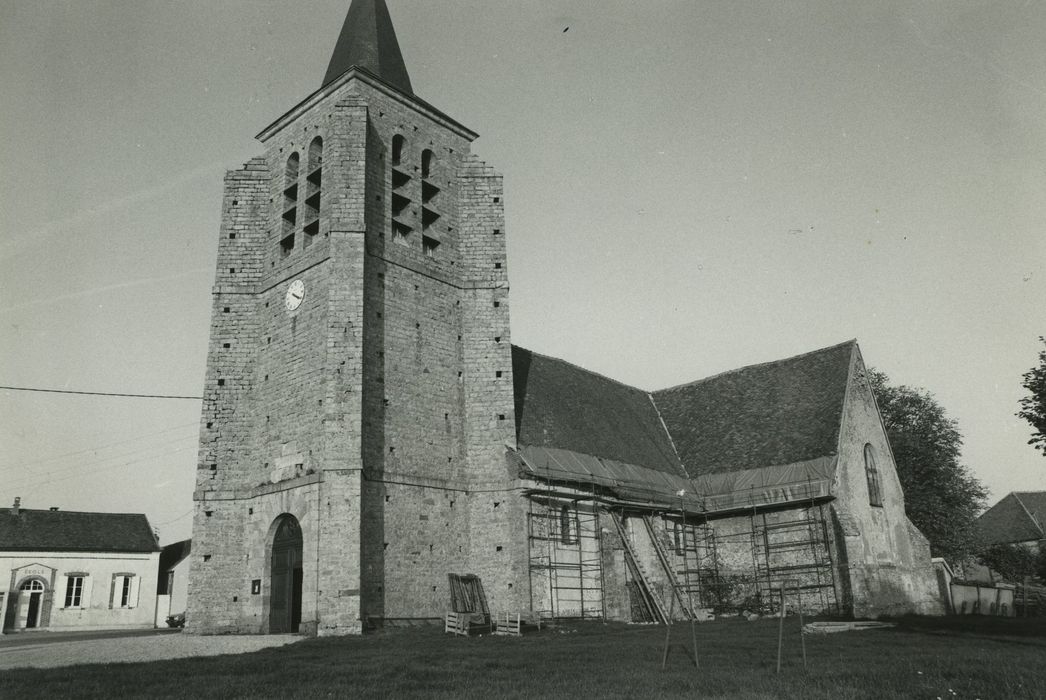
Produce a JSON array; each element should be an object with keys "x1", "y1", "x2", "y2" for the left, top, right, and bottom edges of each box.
[{"x1": 323, "y1": 0, "x2": 413, "y2": 95}]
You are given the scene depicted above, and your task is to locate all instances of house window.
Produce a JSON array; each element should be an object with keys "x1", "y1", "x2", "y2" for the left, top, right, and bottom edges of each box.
[
  {"x1": 64, "y1": 575, "x2": 84, "y2": 607},
  {"x1": 559, "y1": 505, "x2": 576, "y2": 545},
  {"x1": 864, "y1": 443, "x2": 883, "y2": 507},
  {"x1": 112, "y1": 574, "x2": 138, "y2": 609}
]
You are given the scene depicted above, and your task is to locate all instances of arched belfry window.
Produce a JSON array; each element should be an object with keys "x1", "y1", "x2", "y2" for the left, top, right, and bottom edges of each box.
[
  {"x1": 420, "y1": 148, "x2": 441, "y2": 256},
  {"x1": 421, "y1": 149, "x2": 434, "y2": 179},
  {"x1": 560, "y1": 505, "x2": 575, "y2": 545},
  {"x1": 281, "y1": 152, "x2": 300, "y2": 255},
  {"x1": 303, "y1": 137, "x2": 323, "y2": 244},
  {"x1": 864, "y1": 443, "x2": 883, "y2": 507},
  {"x1": 390, "y1": 134, "x2": 411, "y2": 245}
]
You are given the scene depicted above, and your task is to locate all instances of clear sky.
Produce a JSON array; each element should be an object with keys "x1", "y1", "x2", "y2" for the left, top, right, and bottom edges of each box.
[{"x1": 2, "y1": 1, "x2": 1044, "y2": 546}]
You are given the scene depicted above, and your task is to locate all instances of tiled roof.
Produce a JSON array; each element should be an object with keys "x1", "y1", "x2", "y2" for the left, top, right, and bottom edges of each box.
[
  {"x1": 0, "y1": 508, "x2": 159, "y2": 553},
  {"x1": 511, "y1": 346, "x2": 685, "y2": 477},
  {"x1": 652, "y1": 341, "x2": 855, "y2": 476},
  {"x1": 977, "y1": 492, "x2": 1046, "y2": 545}
]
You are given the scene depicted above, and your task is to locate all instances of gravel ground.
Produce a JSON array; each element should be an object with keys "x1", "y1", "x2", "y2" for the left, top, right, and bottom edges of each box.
[{"x1": 0, "y1": 633, "x2": 300, "y2": 670}]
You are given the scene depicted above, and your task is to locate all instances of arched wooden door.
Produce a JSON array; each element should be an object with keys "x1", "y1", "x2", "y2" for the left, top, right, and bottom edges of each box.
[
  {"x1": 269, "y1": 515, "x2": 303, "y2": 633},
  {"x1": 18, "y1": 579, "x2": 46, "y2": 629}
]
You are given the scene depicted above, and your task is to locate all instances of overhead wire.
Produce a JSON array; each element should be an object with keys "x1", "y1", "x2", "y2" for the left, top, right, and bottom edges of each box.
[
  {"x1": 0, "y1": 385, "x2": 202, "y2": 400},
  {"x1": 4, "y1": 431, "x2": 201, "y2": 489},
  {"x1": 15, "y1": 421, "x2": 200, "y2": 469},
  {"x1": 17, "y1": 444, "x2": 198, "y2": 495}
]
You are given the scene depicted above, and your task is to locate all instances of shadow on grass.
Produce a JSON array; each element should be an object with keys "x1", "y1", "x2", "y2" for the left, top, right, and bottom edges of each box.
[{"x1": 3, "y1": 617, "x2": 1046, "y2": 699}]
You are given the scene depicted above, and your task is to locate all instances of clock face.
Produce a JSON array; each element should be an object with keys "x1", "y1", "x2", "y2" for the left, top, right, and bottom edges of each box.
[{"x1": 284, "y1": 279, "x2": 305, "y2": 311}]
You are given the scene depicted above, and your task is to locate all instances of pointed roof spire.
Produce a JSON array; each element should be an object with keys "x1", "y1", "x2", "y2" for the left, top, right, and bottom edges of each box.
[{"x1": 323, "y1": 0, "x2": 413, "y2": 95}]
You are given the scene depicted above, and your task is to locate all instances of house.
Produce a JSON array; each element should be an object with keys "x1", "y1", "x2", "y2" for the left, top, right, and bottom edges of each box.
[
  {"x1": 185, "y1": 0, "x2": 942, "y2": 635},
  {"x1": 976, "y1": 491, "x2": 1046, "y2": 551},
  {"x1": 156, "y1": 539, "x2": 192, "y2": 626},
  {"x1": 1, "y1": 499, "x2": 161, "y2": 633}
]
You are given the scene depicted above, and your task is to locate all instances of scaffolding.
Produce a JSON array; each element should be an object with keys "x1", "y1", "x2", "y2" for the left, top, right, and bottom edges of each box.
[
  {"x1": 527, "y1": 498, "x2": 605, "y2": 620},
  {"x1": 674, "y1": 503, "x2": 838, "y2": 615},
  {"x1": 753, "y1": 503, "x2": 838, "y2": 614}
]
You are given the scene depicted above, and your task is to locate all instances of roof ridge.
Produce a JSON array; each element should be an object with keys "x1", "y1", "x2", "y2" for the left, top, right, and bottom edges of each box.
[
  {"x1": 1012, "y1": 492, "x2": 1046, "y2": 537},
  {"x1": 654, "y1": 339, "x2": 858, "y2": 393},
  {"x1": 15, "y1": 508, "x2": 147, "y2": 517},
  {"x1": 647, "y1": 392, "x2": 690, "y2": 479},
  {"x1": 512, "y1": 344, "x2": 649, "y2": 394}
]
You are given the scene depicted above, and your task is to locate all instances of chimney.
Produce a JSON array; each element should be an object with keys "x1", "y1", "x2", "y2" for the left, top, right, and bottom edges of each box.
[
  {"x1": 50, "y1": 506, "x2": 59, "y2": 512},
  {"x1": 11, "y1": 496, "x2": 21, "y2": 515}
]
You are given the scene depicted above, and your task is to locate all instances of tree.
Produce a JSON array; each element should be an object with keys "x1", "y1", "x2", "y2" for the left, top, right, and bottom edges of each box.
[
  {"x1": 1017, "y1": 336, "x2": 1046, "y2": 457},
  {"x1": 977, "y1": 544, "x2": 1046, "y2": 583},
  {"x1": 868, "y1": 370, "x2": 988, "y2": 561}
]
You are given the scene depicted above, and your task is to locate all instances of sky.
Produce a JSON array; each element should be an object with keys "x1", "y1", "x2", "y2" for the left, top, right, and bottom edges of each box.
[{"x1": 1, "y1": 0, "x2": 1044, "y2": 547}]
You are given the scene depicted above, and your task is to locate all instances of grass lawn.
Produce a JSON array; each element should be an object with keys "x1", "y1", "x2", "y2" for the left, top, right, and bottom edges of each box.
[{"x1": 3, "y1": 615, "x2": 1045, "y2": 699}]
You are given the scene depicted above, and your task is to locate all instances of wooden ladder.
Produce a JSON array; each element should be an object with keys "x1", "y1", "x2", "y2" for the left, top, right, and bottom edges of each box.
[
  {"x1": 641, "y1": 515, "x2": 696, "y2": 619},
  {"x1": 611, "y1": 511, "x2": 669, "y2": 624}
]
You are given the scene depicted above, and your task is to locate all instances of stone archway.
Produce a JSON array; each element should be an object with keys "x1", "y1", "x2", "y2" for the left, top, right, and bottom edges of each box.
[{"x1": 269, "y1": 514, "x2": 303, "y2": 633}]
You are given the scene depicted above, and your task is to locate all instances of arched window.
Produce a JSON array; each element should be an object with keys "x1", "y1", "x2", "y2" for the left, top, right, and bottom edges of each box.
[
  {"x1": 307, "y1": 137, "x2": 323, "y2": 171},
  {"x1": 421, "y1": 149, "x2": 434, "y2": 179},
  {"x1": 560, "y1": 505, "x2": 575, "y2": 545},
  {"x1": 392, "y1": 134, "x2": 405, "y2": 165},
  {"x1": 281, "y1": 152, "x2": 300, "y2": 255},
  {"x1": 864, "y1": 443, "x2": 883, "y2": 507},
  {"x1": 304, "y1": 137, "x2": 323, "y2": 242}
]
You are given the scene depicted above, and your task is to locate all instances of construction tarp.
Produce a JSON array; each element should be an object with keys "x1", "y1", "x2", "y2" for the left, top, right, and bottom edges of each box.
[
  {"x1": 515, "y1": 445, "x2": 702, "y2": 510},
  {"x1": 514, "y1": 445, "x2": 836, "y2": 515},
  {"x1": 691, "y1": 456, "x2": 836, "y2": 512}
]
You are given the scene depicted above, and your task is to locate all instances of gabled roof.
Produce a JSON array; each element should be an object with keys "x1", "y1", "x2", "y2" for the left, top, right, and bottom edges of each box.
[
  {"x1": 976, "y1": 492, "x2": 1046, "y2": 545},
  {"x1": 323, "y1": 0, "x2": 413, "y2": 95},
  {"x1": 0, "y1": 508, "x2": 159, "y2": 553},
  {"x1": 512, "y1": 346, "x2": 684, "y2": 477},
  {"x1": 651, "y1": 341, "x2": 855, "y2": 477}
]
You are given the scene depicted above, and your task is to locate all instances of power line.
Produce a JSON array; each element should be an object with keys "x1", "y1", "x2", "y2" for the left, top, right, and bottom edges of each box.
[
  {"x1": 15, "y1": 421, "x2": 200, "y2": 468},
  {"x1": 4, "y1": 433, "x2": 200, "y2": 488},
  {"x1": 155, "y1": 508, "x2": 194, "y2": 527},
  {"x1": 17, "y1": 444, "x2": 198, "y2": 493},
  {"x1": 0, "y1": 385, "x2": 202, "y2": 400}
]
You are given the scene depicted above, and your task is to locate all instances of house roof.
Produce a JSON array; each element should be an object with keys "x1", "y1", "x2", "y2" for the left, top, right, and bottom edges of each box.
[
  {"x1": 159, "y1": 538, "x2": 192, "y2": 572},
  {"x1": 977, "y1": 492, "x2": 1046, "y2": 545},
  {"x1": 323, "y1": 0, "x2": 413, "y2": 94},
  {"x1": 650, "y1": 340, "x2": 855, "y2": 477},
  {"x1": 0, "y1": 508, "x2": 159, "y2": 553},
  {"x1": 512, "y1": 346, "x2": 685, "y2": 477}
]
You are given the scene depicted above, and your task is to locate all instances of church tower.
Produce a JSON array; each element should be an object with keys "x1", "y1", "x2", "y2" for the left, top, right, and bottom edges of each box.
[{"x1": 187, "y1": 0, "x2": 524, "y2": 635}]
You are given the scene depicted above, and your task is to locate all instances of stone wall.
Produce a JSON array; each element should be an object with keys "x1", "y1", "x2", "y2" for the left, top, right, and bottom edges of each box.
[{"x1": 832, "y1": 348, "x2": 943, "y2": 617}]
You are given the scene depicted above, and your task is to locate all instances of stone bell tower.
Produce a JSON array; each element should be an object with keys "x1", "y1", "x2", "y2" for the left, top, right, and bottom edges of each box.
[{"x1": 187, "y1": 0, "x2": 526, "y2": 636}]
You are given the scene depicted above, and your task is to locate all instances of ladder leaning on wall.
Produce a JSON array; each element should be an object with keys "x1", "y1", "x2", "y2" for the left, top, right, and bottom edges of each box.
[{"x1": 610, "y1": 511, "x2": 669, "y2": 624}]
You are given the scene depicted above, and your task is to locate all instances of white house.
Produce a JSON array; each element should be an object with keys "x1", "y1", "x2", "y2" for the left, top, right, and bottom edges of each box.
[{"x1": 1, "y1": 499, "x2": 161, "y2": 633}]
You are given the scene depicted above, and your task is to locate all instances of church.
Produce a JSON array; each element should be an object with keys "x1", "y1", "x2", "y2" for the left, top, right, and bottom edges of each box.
[{"x1": 186, "y1": 0, "x2": 941, "y2": 635}]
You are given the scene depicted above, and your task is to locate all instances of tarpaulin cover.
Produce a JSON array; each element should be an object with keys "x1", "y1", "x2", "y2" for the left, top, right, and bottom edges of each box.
[
  {"x1": 691, "y1": 455, "x2": 836, "y2": 512},
  {"x1": 515, "y1": 445, "x2": 836, "y2": 515}
]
